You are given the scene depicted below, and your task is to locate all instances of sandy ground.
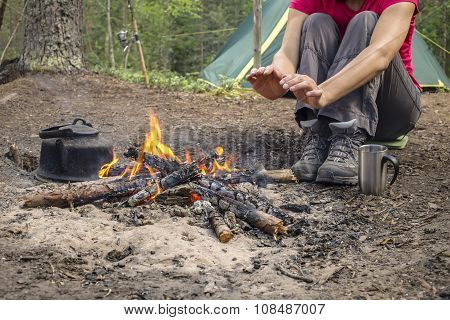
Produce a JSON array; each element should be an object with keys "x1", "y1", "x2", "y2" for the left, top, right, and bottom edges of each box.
[{"x1": 0, "y1": 73, "x2": 448, "y2": 300}]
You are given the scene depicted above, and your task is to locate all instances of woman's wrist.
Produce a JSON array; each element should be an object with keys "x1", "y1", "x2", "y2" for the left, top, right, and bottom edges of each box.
[{"x1": 317, "y1": 83, "x2": 333, "y2": 108}]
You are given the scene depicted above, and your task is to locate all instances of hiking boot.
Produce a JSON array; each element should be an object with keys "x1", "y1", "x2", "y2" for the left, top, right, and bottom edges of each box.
[
  {"x1": 292, "y1": 119, "x2": 330, "y2": 181},
  {"x1": 316, "y1": 119, "x2": 367, "y2": 185}
]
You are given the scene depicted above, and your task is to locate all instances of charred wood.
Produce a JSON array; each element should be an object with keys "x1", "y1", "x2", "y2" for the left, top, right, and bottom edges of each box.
[
  {"x1": 127, "y1": 162, "x2": 201, "y2": 207},
  {"x1": 198, "y1": 178, "x2": 294, "y2": 225},
  {"x1": 209, "y1": 209, "x2": 233, "y2": 243},
  {"x1": 124, "y1": 147, "x2": 181, "y2": 177},
  {"x1": 191, "y1": 201, "x2": 233, "y2": 243},
  {"x1": 155, "y1": 184, "x2": 194, "y2": 206},
  {"x1": 192, "y1": 184, "x2": 287, "y2": 238},
  {"x1": 23, "y1": 177, "x2": 149, "y2": 208}
]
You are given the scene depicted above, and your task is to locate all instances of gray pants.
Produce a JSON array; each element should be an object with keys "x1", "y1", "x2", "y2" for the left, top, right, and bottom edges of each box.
[{"x1": 295, "y1": 12, "x2": 422, "y2": 140}]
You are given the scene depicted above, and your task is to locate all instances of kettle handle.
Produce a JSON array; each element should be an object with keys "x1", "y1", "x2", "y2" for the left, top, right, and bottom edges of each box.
[
  {"x1": 39, "y1": 119, "x2": 93, "y2": 139},
  {"x1": 72, "y1": 118, "x2": 93, "y2": 127}
]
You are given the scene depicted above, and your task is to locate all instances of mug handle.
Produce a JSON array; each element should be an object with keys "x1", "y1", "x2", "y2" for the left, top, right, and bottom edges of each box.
[{"x1": 382, "y1": 155, "x2": 400, "y2": 185}]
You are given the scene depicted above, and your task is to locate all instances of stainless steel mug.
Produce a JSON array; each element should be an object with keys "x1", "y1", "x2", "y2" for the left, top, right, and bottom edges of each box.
[{"x1": 358, "y1": 145, "x2": 400, "y2": 195}]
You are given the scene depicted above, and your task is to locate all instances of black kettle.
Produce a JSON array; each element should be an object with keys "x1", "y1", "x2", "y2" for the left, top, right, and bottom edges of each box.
[{"x1": 36, "y1": 119, "x2": 114, "y2": 182}]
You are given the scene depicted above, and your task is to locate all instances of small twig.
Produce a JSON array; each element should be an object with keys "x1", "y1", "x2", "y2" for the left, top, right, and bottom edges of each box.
[
  {"x1": 103, "y1": 288, "x2": 112, "y2": 298},
  {"x1": 275, "y1": 264, "x2": 314, "y2": 283},
  {"x1": 62, "y1": 271, "x2": 79, "y2": 280},
  {"x1": 48, "y1": 261, "x2": 55, "y2": 283},
  {"x1": 67, "y1": 182, "x2": 75, "y2": 211},
  {"x1": 315, "y1": 186, "x2": 335, "y2": 194}
]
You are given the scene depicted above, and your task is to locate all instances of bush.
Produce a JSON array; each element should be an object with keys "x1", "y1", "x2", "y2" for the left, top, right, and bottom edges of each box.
[{"x1": 94, "y1": 66, "x2": 249, "y2": 97}]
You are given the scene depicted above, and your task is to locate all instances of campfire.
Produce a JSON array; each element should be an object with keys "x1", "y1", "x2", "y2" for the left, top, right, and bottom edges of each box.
[{"x1": 23, "y1": 113, "x2": 299, "y2": 243}]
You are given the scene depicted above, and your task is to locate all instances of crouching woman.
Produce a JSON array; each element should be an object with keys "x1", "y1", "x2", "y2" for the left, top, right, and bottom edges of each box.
[{"x1": 247, "y1": 0, "x2": 422, "y2": 185}]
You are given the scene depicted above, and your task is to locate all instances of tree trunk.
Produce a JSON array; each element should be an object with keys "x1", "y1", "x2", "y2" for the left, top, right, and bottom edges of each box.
[
  {"x1": 20, "y1": 0, "x2": 84, "y2": 72},
  {"x1": 106, "y1": 0, "x2": 115, "y2": 69},
  {"x1": 0, "y1": 0, "x2": 7, "y2": 33}
]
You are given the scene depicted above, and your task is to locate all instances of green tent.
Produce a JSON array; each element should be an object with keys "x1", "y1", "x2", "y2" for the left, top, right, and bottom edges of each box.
[{"x1": 201, "y1": 0, "x2": 449, "y2": 89}]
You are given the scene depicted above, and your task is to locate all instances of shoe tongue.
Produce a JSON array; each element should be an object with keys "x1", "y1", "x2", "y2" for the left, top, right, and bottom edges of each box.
[
  {"x1": 300, "y1": 119, "x2": 319, "y2": 129},
  {"x1": 329, "y1": 119, "x2": 357, "y2": 135}
]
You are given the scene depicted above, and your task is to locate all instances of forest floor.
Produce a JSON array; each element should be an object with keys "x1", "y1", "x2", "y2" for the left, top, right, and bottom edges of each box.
[{"x1": 0, "y1": 73, "x2": 448, "y2": 300}]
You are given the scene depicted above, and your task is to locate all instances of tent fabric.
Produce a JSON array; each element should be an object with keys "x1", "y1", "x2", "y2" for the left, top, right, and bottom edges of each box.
[
  {"x1": 200, "y1": 0, "x2": 290, "y2": 86},
  {"x1": 201, "y1": 0, "x2": 449, "y2": 89}
]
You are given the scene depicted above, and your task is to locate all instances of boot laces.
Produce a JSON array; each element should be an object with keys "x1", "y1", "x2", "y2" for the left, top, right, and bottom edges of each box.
[
  {"x1": 328, "y1": 133, "x2": 364, "y2": 163},
  {"x1": 301, "y1": 131, "x2": 326, "y2": 161}
]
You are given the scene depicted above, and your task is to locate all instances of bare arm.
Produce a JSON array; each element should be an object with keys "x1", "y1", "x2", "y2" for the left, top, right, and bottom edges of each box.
[
  {"x1": 319, "y1": 3, "x2": 416, "y2": 104},
  {"x1": 272, "y1": 9, "x2": 308, "y2": 75},
  {"x1": 246, "y1": 9, "x2": 308, "y2": 100},
  {"x1": 282, "y1": 3, "x2": 416, "y2": 108}
]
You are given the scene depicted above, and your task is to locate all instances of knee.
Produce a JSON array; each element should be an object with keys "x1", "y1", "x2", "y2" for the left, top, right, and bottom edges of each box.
[
  {"x1": 348, "y1": 11, "x2": 378, "y2": 30},
  {"x1": 303, "y1": 13, "x2": 336, "y2": 31}
]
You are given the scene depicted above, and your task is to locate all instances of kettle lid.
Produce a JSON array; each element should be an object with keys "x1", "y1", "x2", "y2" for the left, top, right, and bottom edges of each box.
[{"x1": 39, "y1": 118, "x2": 99, "y2": 139}]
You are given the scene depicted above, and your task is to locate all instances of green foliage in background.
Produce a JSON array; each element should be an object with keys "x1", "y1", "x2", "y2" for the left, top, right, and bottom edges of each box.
[
  {"x1": 82, "y1": 0, "x2": 253, "y2": 74},
  {"x1": 94, "y1": 66, "x2": 248, "y2": 97}
]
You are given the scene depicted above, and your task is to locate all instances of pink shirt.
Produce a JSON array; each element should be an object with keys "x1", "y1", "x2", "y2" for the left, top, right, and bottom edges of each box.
[{"x1": 290, "y1": 0, "x2": 420, "y2": 89}]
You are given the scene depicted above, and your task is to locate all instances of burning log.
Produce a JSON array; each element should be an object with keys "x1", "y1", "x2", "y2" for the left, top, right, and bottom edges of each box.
[
  {"x1": 127, "y1": 148, "x2": 227, "y2": 207},
  {"x1": 155, "y1": 184, "x2": 194, "y2": 206},
  {"x1": 23, "y1": 177, "x2": 149, "y2": 208},
  {"x1": 192, "y1": 184, "x2": 287, "y2": 238},
  {"x1": 191, "y1": 201, "x2": 233, "y2": 243},
  {"x1": 127, "y1": 162, "x2": 201, "y2": 207},
  {"x1": 125, "y1": 147, "x2": 181, "y2": 177}
]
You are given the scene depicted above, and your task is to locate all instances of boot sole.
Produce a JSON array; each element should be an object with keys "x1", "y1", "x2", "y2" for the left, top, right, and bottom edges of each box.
[{"x1": 316, "y1": 171, "x2": 358, "y2": 186}]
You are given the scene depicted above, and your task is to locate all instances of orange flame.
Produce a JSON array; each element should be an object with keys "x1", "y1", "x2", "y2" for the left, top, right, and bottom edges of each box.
[
  {"x1": 98, "y1": 112, "x2": 236, "y2": 194},
  {"x1": 143, "y1": 113, "x2": 180, "y2": 161},
  {"x1": 98, "y1": 152, "x2": 119, "y2": 178},
  {"x1": 129, "y1": 158, "x2": 142, "y2": 180},
  {"x1": 147, "y1": 182, "x2": 161, "y2": 201},
  {"x1": 215, "y1": 146, "x2": 224, "y2": 156},
  {"x1": 120, "y1": 166, "x2": 131, "y2": 178},
  {"x1": 144, "y1": 164, "x2": 158, "y2": 179},
  {"x1": 185, "y1": 150, "x2": 192, "y2": 164},
  {"x1": 210, "y1": 159, "x2": 232, "y2": 174},
  {"x1": 191, "y1": 193, "x2": 202, "y2": 203}
]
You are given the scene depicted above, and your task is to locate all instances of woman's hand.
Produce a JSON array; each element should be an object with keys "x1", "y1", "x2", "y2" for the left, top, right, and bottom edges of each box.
[
  {"x1": 279, "y1": 74, "x2": 329, "y2": 109},
  {"x1": 246, "y1": 65, "x2": 288, "y2": 100}
]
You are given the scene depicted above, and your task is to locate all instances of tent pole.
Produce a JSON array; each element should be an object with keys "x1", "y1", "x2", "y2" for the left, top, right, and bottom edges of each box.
[
  {"x1": 128, "y1": 0, "x2": 149, "y2": 86},
  {"x1": 253, "y1": 0, "x2": 262, "y2": 68}
]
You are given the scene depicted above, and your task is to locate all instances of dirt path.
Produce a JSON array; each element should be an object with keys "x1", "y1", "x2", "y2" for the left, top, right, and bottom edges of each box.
[{"x1": 0, "y1": 73, "x2": 448, "y2": 299}]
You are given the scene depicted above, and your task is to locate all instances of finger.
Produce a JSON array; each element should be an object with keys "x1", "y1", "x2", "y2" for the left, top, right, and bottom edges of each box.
[
  {"x1": 286, "y1": 76, "x2": 307, "y2": 88},
  {"x1": 282, "y1": 75, "x2": 309, "y2": 88},
  {"x1": 289, "y1": 82, "x2": 314, "y2": 92},
  {"x1": 283, "y1": 76, "x2": 306, "y2": 90},
  {"x1": 263, "y1": 65, "x2": 274, "y2": 76},
  {"x1": 279, "y1": 74, "x2": 297, "y2": 86},
  {"x1": 273, "y1": 67, "x2": 285, "y2": 80},
  {"x1": 246, "y1": 75, "x2": 257, "y2": 82},
  {"x1": 256, "y1": 67, "x2": 266, "y2": 76},
  {"x1": 306, "y1": 89, "x2": 323, "y2": 97},
  {"x1": 249, "y1": 68, "x2": 258, "y2": 76}
]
